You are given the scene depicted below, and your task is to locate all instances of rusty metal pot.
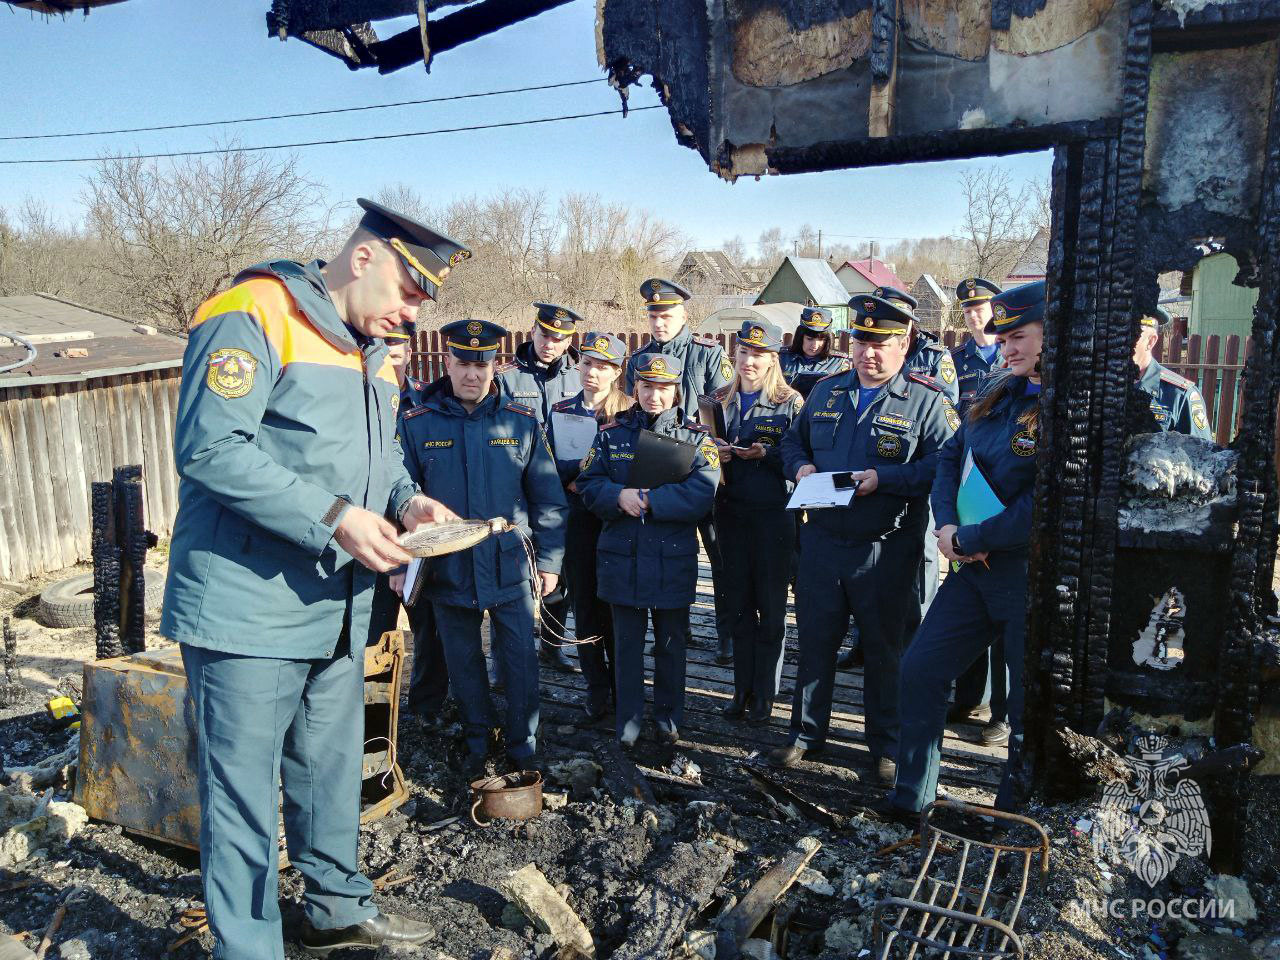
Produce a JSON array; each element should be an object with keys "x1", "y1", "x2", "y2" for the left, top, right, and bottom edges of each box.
[{"x1": 469, "y1": 770, "x2": 543, "y2": 826}]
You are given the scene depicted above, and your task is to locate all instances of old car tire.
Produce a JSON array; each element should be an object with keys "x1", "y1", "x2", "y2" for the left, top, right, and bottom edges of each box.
[{"x1": 37, "y1": 569, "x2": 165, "y2": 629}]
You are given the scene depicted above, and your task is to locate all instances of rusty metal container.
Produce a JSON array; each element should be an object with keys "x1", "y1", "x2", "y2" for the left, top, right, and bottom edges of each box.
[
  {"x1": 469, "y1": 771, "x2": 543, "y2": 826},
  {"x1": 75, "y1": 630, "x2": 409, "y2": 850}
]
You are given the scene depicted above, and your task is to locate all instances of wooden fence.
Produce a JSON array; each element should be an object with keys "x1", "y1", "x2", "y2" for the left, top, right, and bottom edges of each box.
[
  {"x1": 410, "y1": 327, "x2": 1254, "y2": 448},
  {"x1": 0, "y1": 369, "x2": 181, "y2": 583}
]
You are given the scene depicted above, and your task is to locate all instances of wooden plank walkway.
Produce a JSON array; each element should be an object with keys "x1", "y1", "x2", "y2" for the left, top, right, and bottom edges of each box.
[{"x1": 533, "y1": 558, "x2": 1006, "y2": 799}]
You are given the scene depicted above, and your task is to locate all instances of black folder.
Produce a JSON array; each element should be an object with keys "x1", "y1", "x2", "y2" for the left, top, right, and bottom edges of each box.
[{"x1": 626, "y1": 429, "x2": 699, "y2": 488}]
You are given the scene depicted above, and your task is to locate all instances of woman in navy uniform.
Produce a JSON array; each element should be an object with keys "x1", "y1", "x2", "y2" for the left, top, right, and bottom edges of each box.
[
  {"x1": 780, "y1": 306, "x2": 850, "y2": 397},
  {"x1": 706, "y1": 319, "x2": 803, "y2": 724},
  {"x1": 883, "y1": 280, "x2": 1046, "y2": 824},
  {"x1": 577, "y1": 353, "x2": 720, "y2": 748},
  {"x1": 547, "y1": 332, "x2": 632, "y2": 722}
]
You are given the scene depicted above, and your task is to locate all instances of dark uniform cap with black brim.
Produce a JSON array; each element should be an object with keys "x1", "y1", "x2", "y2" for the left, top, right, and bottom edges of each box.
[
  {"x1": 1140, "y1": 306, "x2": 1172, "y2": 330},
  {"x1": 580, "y1": 331, "x2": 627, "y2": 365},
  {"x1": 985, "y1": 280, "x2": 1046, "y2": 335},
  {"x1": 441, "y1": 318, "x2": 507, "y2": 362},
  {"x1": 798, "y1": 306, "x2": 833, "y2": 334},
  {"x1": 633, "y1": 352, "x2": 685, "y2": 383},
  {"x1": 849, "y1": 293, "x2": 913, "y2": 342},
  {"x1": 957, "y1": 277, "x2": 1002, "y2": 305},
  {"x1": 532, "y1": 302, "x2": 584, "y2": 336},
  {"x1": 872, "y1": 286, "x2": 919, "y2": 311},
  {"x1": 640, "y1": 277, "x2": 692, "y2": 310},
  {"x1": 736, "y1": 318, "x2": 784, "y2": 352},
  {"x1": 356, "y1": 197, "x2": 472, "y2": 301}
]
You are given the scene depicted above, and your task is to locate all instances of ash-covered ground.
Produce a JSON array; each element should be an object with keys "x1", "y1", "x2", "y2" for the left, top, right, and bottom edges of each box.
[{"x1": 1, "y1": 567, "x2": 1277, "y2": 960}]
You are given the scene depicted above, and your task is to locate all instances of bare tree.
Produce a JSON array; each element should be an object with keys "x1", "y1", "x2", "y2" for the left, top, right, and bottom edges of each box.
[
  {"x1": 722, "y1": 235, "x2": 747, "y2": 266},
  {"x1": 84, "y1": 147, "x2": 335, "y2": 331},
  {"x1": 0, "y1": 197, "x2": 101, "y2": 304},
  {"x1": 952, "y1": 166, "x2": 1045, "y2": 284},
  {"x1": 756, "y1": 226, "x2": 784, "y2": 266}
]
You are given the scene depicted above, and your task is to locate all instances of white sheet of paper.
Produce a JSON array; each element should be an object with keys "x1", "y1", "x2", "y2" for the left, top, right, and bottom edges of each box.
[
  {"x1": 401, "y1": 557, "x2": 424, "y2": 600},
  {"x1": 551, "y1": 411, "x2": 599, "y2": 461},
  {"x1": 786, "y1": 471, "x2": 859, "y2": 510}
]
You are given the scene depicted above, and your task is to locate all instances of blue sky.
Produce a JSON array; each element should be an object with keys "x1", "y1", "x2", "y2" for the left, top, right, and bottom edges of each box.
[{"x1": 2, "y1": 0, "x2": 1050, "y2": 250}]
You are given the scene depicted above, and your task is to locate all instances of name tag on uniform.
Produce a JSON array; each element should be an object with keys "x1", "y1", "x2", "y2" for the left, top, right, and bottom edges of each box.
[
  {"x1": 812, "y1": 410, "x2": 840, "y2": 420},
  {"x1": 424, "y1": 439, "x2": 453, "y2": 448},
  {"x1": 490, "y1": 437, "x2": 519, "y2": 446},
  {"x1": 512, "y1": 391, "x2": 539, "y2": 399},
  {"x1": 873, "y1": 413, "x2": 915, "y2": 432},
  {"x1": 611, "y1": 451, "x2": 635, "y2": 461}
]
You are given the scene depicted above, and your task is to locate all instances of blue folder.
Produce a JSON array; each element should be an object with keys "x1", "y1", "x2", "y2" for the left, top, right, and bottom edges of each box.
[{"x1": 956, "y1": 450, "x2": 1006, "y2": 527}]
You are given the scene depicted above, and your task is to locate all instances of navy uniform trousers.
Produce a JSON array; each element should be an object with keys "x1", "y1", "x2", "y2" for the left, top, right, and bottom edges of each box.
[
  {"x1": 612, "y1": 605, "x2": 688, "y2": 742},
  {"x1": 182, "y1": 634, "x2": 375, "y2": 960},
  {"x1": 433, "y1": 592, "x2": 539, "y2": 760},
  {"x1": 892, "y1": 553, "x2": 1028, "y2": 812},
  {"x1": 717, "y1": 502, "x2": 793, "y2": 706},
  {"x1": 790, "y1": 525, "x2": 920, "y2": 760},
  {"x1": 565, "y1": 508, "x2": 616, "y2": 713}
]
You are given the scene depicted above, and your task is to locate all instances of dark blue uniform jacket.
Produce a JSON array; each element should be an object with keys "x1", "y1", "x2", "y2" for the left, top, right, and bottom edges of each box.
[
  {"x1": 781, "y1": 368, "x2": 954, "y2": 543},
  {"x1": 398, "y1": 379, "x2": 567, "y2": 609},
  {"x1": 931, "y1": 373, "x2": 1039, "y2": 557},
  {"x1": 625, "y1": 325, "x2": 731, "y2": 421},
  {"x1": 950, "y1": 338, "x2": 1004, "y2": 414},
  {"x1": 1137, "y1": 360, "x2": 1212, "y2": 440},
  {"x1": 496, "y1": 340, "x2": 582, "y2": 424},
  {"x1": 905, "y1": 330, "x2": 960, "y2": 405},
  {"x1": 706, "y1": 385, "x2": 804, "y2": 508},
  {"x1": 576, "y1": 406, "x2": 720, "y2": 608}
]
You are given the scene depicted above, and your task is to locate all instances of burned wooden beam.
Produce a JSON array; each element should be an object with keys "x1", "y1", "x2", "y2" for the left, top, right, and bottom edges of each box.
[
  {"x1": 610, "y1": 840, "x2": 734, "y2": 960},
  {"x1": 370, "y1": 0, "x2": 575, "y2": 73},
  {"x1": 739, "y1": 763, "x2": 844, "y2": 830},
  {"x1": 715, "y1": 835, "x2": 821, "y2": 960}
]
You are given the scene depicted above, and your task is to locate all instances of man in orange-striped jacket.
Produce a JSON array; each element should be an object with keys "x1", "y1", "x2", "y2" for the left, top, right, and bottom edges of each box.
[{"x1": 161, "y1": 199, "x2": 465, "y2": 959}]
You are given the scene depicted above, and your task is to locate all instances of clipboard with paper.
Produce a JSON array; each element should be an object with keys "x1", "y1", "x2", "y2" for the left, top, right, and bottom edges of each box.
[{"x1": 956, "y1": 450, "x2": 1006, "y2": 527}]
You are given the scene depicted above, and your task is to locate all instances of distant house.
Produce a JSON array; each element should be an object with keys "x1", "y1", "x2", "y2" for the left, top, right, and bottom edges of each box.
[
  {"x1": 0, "y1": 294, "x2": 187, "y2": 582},
  {"x1": 834, "y1": 258, "x2": 905, "y2": 296},
  {"x1": 1004, "y1": 229, "x2": 1049, "y2": 286},
  {"x1": 910, "y1": 274, "x2": 953, "y2": 335},
  {"x1": 674, "y1": 250, "x2": 754, "y2": 297},
  {"x1": 755, "y1": 257, "x2": 852, "y2": 329}
]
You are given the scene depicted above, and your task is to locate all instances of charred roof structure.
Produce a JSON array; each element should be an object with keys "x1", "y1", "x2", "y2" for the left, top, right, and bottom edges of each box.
[{"x1": 598, "y1": 0, "x2": 1280, "y2": 872}]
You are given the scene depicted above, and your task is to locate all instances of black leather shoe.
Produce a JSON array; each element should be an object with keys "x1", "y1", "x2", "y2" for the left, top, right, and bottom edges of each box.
[
  {"x1": 618, "y1": 734, "x2": 638, "y2": 752},
  {"x1": 946, "y1": 703, "x2": 991, "y2": 725},
  {"x1": 767, "y1": 742, "x2": 823, "y2": 768},
  {"x1": 745, "y1": 699, "x2": 773, "y2": 725},
  {"x1": 715, "y1": 639, "x2": 733, "y2": 666},
  {"x1": 836, "y1": 645, "x2": 863, "y2": 669},
  {"x1": 541, "y1": 646, "x2": 576, "y2": 673},
  {"x1": 654, "y1": 726, "x2": 679, "y2": 746},
  {"x1": 584, "y1": 701, "x2": 609, "y2": 723},
  {"x1": 864, "y1": 795, "x2": 919, "y2": 829},
  {"x1": 301, "y1": 913, "x2": 435, "y2": 954},
  {"x1": 722, "y1": 697, "x2": 747, "y2": 720},
  {"x1": 981, "y1": 720, "x2": 1011, "y2": 746},
  {"x1": 875, "y1": 756, "x2": 897, "y2": 785},
  {"x1": 511, "y1": 754, "x2": 539, "y2": 774}
]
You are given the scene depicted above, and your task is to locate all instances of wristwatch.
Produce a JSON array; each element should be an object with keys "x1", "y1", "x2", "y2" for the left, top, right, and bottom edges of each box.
[
  {"x1": 395, "y1": 491, "x2": 422, "y2": 525},
  {"x1": 951, "y1": 530, "x2": 965, "y2": 557}
]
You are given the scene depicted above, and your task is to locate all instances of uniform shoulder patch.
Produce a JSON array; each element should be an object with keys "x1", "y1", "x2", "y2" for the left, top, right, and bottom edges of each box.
[
  {"x1": 402, "y1": 405, "x2": 432, "y2": 420},
  {"x1": 829, "y1": 349, "x2": 851, "y2": 360},
  {"x1": 687, "y1": 421, "x2": 710, "y2": 434},
  {"x1": 503, "y1": 400, "x2": 536, "y2": 418},
  {"x1": 709, "y1": 385, "x2": 732, "y2": 403},
  {"x1": 1159, "y1": 369, "x2": 1194, "y2": 390},
  {"x1": 206, "y1": 347, "x2": 258, "y2": 399},
  {"x1": 692, "y1": 333, "x2": 719, "y2": 347},
  {"x1": 551, "y1": 397, "x2": 575, "y2": 412},
  {"x1": 495, "y1": 360, "x2": 518, "y2": 374},
  {"x1": 906, "y1": 371, "x2": 944, "y2": 392}
]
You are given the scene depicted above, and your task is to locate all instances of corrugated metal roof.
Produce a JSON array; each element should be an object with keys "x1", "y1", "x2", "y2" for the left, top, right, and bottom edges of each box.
[
  {"x1": 780, "y1": 257, "x2": 850, "y2": 305},
  {"x1": 0, "y1": 294, "x2": 185, "y2": 386}
]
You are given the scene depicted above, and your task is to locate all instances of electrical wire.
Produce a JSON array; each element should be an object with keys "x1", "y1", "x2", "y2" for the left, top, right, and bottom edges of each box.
[
  {"x1": 0, "y1": 332, "x2": 37, "y2": 375},
  {"x1": 0, "y1": 77, "x2": 607, "y2": 141},
  {"x1": 0, "y1": 105, "x2": 665, "y2": 165}
]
